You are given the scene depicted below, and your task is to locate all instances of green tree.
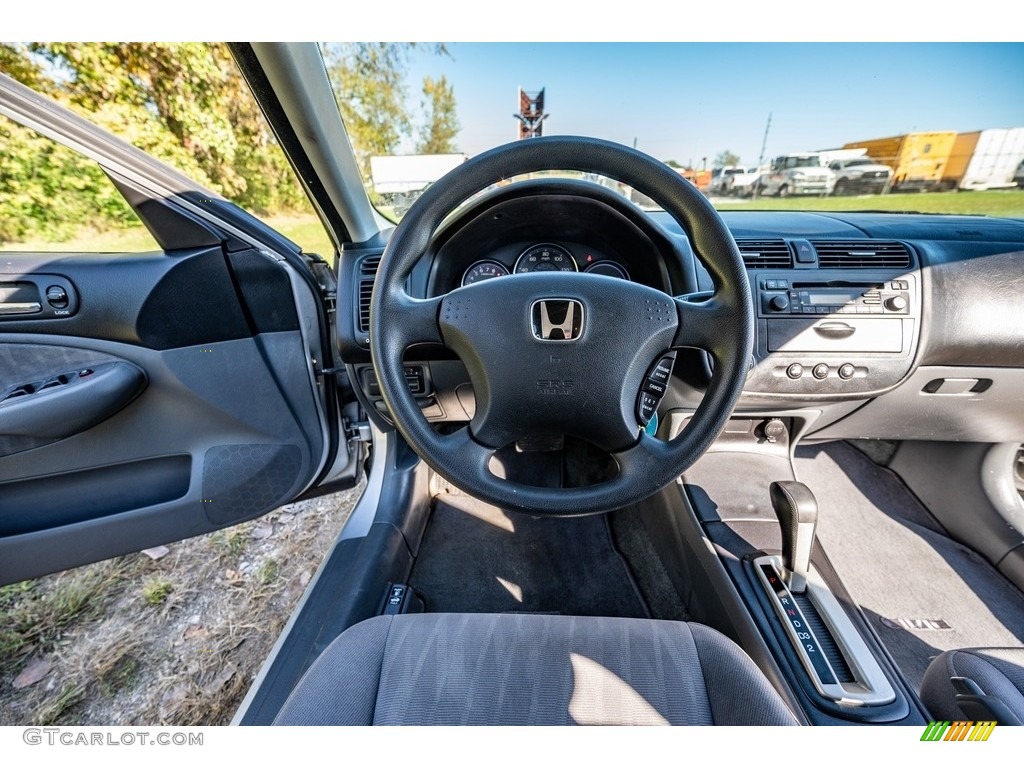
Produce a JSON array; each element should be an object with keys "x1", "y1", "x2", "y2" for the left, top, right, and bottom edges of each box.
[
  {"x1": 417, "y1": 75, "x2": 459, "y2": 154},
  {"x1": 663, "y1": 159, "x2": 683, "y2": 168},
  {"x1": 323, "y1": 43, "x2": 449, "y2": 181},
  {"x1": 715, "y1": 150, "x2": 741, "y2": 167},
  {"x1": 27, "y1": 43, "x2": 306, "y2": 213},
  {"x1": 0, "y1": 43, "x2": 45, "y2": 90},
  {"x1": 324, "y1": 44, "x2": 413, "y2": 181},
  {"x1": 0, "y1": 42, "x2": 308, "y2": 237}
]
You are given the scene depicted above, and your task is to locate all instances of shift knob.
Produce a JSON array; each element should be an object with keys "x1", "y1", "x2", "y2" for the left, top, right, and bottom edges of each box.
[{"x1": 769, "y1": 481, "x2": 819, "y2": 593}]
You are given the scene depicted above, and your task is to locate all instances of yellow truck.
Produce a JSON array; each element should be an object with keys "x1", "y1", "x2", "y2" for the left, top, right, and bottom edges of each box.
[{"x1": 843, "y1": 132, "x2": 957, "y2": 191}]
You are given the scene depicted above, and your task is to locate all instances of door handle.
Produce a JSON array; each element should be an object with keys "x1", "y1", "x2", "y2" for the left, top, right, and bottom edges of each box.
[{"x1": 0, "y1": 302, "x2": 42, "y2": 315}]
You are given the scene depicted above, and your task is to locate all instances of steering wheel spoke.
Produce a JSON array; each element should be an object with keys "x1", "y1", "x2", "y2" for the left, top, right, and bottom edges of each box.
[
  {"x1": 432, "y1": 426, "x2": 496, "y2": 486},
  {"x1": 672, "y1": 294, "x2": 734, "y2": 353},
  {"x1": 613, "y1": 431, "x2": 678, "y2": 477},
  {"x1": 387, "y1": 292, "x2": 444, "y2": 347}
]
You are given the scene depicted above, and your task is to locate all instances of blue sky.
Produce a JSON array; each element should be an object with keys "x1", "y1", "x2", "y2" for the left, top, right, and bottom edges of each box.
[{"x1": 401, "y1": 43, "x2": 1024, "y2": 166}]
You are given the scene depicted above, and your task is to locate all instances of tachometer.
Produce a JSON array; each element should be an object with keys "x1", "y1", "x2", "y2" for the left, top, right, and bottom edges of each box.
[
  {"x1": 461, "y1": 260, "x2": 510, "y2": 286},
  {"x1": 513, "y1": 243, "x2": 577, "y2": 274}
]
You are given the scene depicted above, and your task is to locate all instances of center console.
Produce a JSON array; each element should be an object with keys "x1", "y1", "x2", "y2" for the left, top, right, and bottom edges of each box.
[
  {"x1": 740, "y1": 239, "x2": 922, "y2": 399},
  {"x1": 672, "y1": 417, "x2": 927, "y2": 724}
]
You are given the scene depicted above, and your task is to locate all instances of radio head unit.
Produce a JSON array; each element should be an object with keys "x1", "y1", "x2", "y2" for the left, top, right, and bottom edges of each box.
[{"x1": 760, "y1": 279, "x2": 911, "y2": 316}]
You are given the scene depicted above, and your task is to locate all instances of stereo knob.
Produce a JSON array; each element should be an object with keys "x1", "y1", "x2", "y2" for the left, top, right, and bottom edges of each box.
[
  {"x1": 885, "y1": 295, "x2": 907, "y2": 312},
  {"x1": 769, "y1": 295, "x2": 789, "y2": 311}
]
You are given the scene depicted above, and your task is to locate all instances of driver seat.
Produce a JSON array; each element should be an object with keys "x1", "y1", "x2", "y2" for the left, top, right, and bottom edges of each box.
[{"x1": 274, "y1": 612, "x2": 799, "y2": 725}]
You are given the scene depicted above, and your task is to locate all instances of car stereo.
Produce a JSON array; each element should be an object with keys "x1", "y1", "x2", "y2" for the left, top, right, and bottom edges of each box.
[{"x1": 759, "y1": 279, "x2": 911, "y2": 316}]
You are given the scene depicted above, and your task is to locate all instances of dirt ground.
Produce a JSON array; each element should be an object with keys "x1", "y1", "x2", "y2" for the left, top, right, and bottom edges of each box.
[{"x1": 0, "y1": 486, "x2": 360, "y2": 726}]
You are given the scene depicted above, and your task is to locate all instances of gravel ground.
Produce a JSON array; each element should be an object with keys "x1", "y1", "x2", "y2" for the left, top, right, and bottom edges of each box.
[{"x1": 0, "y1": 486, "x2": 360, "y2": 726}]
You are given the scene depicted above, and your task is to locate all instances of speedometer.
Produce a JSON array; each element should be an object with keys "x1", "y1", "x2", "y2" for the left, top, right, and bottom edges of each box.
[
  {"x1": 461, "y1": 260, "x2": 510, "y2": 286},
  {"x1": 513, "y1": 243, "x2": 577, "y2": 274}
]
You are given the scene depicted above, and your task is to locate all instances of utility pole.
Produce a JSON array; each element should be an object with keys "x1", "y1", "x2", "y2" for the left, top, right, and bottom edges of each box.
[{"x1": 758, "y1": 112, "x2": 772, "y2": 167}]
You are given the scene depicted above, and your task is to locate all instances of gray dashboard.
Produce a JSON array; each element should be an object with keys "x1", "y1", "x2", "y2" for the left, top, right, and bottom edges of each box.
[{"x1": 337, "y1": 186, "x2": 1024, "y2": 444}]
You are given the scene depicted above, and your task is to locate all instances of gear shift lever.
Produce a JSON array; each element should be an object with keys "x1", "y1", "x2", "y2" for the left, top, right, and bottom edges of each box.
[{"x1": 769, "y1": 481, "x2": 818, "y2": 593}]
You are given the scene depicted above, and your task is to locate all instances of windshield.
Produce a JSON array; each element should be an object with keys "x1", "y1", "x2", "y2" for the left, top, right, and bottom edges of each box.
[{"x1": 322, "y1": 42, "x2": 1024, "y2": 220}]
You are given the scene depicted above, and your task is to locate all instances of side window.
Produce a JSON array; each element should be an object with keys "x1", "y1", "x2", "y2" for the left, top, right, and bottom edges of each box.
[
  {"x1": 1, "y1": 43, "x2": 332, "y2": 260},
  {"x1": 0, "y1": 113, "x2": 160, "y2": 252}
]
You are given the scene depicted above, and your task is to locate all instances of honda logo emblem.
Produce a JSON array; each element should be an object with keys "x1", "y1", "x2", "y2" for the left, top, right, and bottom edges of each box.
[{"x1": 531, "y1": 299, "x2": 584, "y2": 341}]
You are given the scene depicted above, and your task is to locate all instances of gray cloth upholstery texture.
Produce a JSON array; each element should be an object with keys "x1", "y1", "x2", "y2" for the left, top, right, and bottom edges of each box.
[
  {"x1": 274, "y1": 612, "x2": 799, "y2": 726},
  {"x1": 920, "y1": 647, "x2": 1024, "y2": 722}
]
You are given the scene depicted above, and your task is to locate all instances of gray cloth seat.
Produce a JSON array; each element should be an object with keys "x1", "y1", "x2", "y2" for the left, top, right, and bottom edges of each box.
[
  {"x1": 920, "y1": 647, "x2": 1024, "y2": 724},
  {"x1": 274, "y1": 612, "x2": 799, "y2": 725}
]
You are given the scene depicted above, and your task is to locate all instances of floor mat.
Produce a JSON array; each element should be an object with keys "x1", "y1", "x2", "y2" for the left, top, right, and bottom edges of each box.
[
  {"x1": 408, "y1": 495, "x2": 649, "y2": 618},
  {"x1": 609, "y1": 510, "x2": 690, "y2": 621},
  {"x1": 795, "y1": 442, "x2": 1024, "y2": 690}
]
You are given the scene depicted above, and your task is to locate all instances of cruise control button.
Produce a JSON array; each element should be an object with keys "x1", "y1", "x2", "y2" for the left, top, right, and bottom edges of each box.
[
  {"x1": 648, "y1": 356, "x2": 675, "y2": 384},
  {"x1": 644, "y1": 378, "x2": 667, "y2": 398},
  {"x1": 637, "y1": 392, "x2": 659, "y2": 426},
  {"x1": 786, "y1": 364, "x2": 804, "y2": 379},
  {"x1": 838, "y1": 363, "x2": 855, "y2": 380},
  {"x1": 812, "y1": 364, "x2": 829, "y2": 380}
]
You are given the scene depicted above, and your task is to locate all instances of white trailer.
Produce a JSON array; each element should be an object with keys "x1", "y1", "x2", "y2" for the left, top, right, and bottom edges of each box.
[
  {"x1": 959, "y1": 128, "x2": 1024, "y2": 190},
  {"x1": 369, "y1": 154, "x2": 468, "y2": 195}
]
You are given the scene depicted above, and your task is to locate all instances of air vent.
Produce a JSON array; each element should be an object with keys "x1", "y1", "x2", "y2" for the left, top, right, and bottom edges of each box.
[
  {"x1": 356, "y1": 255, "x2": 382, "y2": 335},
  {"x1": 359, "y1": 255, "x2": 381, "y2": 276},
  {"x1": 812, "y1": 241, "x2": 911, "y2": 269},
  {"x1": 735, "y1": 238, "x2": 792, "y2": 268}
]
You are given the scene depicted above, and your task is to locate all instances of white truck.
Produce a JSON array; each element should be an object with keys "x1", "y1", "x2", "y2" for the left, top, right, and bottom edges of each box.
[{"x1": 756, "y1": 152, "x2": 836, "y2": 197}]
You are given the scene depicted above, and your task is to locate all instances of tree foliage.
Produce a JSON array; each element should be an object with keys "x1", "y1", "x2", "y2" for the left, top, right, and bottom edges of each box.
[
  {"x1": 0, "y1": 42, "x2": 308, "y2": 244},
  {"x1": 0, "y1": 113, "x2": 140, "y2": 243},
  {"x1": 0, "y1": 42, "x2": 456, "y2": 245},
  {"x1": 324, "y1": 44, "x2": 457, "y2": 181},
  {"x1": 417, "y1": 76, "x2": 459, "y2": 154},
  {"x1": 324, "y1": 44, "x2": 414, "y2": 181},
  {"x1": 715, "y1": 150, "x2": 741, "y2": 167}
]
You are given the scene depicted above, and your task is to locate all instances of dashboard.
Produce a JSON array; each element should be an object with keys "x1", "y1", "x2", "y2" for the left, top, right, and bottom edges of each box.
[{"x1": 337, "y1": 179, "x2": 1024, "y2": 446}]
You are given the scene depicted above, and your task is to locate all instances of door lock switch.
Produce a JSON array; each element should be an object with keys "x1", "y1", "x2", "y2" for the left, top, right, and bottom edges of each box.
[{"x1": 45, "y1": 285, "x2": 69, "y2": 309}]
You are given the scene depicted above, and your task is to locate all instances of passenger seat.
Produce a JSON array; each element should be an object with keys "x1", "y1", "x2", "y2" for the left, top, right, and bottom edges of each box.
[{"x1": 920, "y1": 648, "x2": 1024, "y2": 725}]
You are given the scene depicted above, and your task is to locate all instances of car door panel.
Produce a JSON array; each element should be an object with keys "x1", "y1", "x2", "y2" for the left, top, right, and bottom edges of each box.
[{"x1": 0, "y1": 246, "x2": 329, "y2": 585}]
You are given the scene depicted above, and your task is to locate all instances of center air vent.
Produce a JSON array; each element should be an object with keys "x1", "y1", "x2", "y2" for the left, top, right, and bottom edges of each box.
[
  {"x1": 811, "y1": 241, "x2": 911, "y2": 269},
  {"x1": 356, "y1": 255, "x2": 382, "y2": 336},
  {"x1": 735, "y1": 238, "x2": 792, "y2": 268}
]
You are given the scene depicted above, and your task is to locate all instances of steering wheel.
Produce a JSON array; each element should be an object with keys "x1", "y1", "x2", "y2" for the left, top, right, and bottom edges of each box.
[{"x1": 370, "y1": 136, "x2": 753, "y2": 516}]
